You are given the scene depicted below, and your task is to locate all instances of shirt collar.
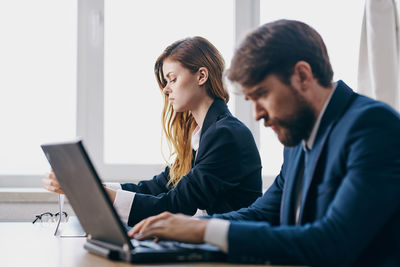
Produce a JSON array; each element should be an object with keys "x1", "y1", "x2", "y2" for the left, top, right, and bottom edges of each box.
[
  {"x1": 191, "y1": 126, "x2": 202, "y2": 151},
  {"x1": 303, "y1": 82, "x2": 337, "y2": 150}
]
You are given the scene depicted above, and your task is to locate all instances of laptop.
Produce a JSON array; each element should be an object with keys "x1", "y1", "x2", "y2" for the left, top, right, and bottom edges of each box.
[{"x1": 41, "y1": 139, "x2": 226, "y2": 263}]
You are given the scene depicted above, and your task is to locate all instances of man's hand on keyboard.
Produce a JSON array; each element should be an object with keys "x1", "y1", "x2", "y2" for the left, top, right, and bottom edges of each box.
[{"x1": 128, "y1": 212, "x2": 208, "y2": 244}]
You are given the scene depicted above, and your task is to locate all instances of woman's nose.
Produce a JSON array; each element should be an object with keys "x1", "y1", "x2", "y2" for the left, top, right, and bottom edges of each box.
[{"x1": 162, "y1": 85, "x2": 170, "y2": 95}]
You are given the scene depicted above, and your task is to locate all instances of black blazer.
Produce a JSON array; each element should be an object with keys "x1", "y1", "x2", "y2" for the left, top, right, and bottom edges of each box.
[{"x1": 121, "y1": 98, "x2": 262, "y2": 226}]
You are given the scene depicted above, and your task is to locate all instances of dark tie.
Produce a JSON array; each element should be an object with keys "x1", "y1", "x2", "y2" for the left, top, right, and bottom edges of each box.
[{"x1": 293, "y1": 148, "x2": 308, "y2": 224}]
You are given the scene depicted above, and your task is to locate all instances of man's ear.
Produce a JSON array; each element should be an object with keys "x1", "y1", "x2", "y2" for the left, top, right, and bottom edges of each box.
[
  {"x1": 293, "y1": 61, "x2": 313, "y2": 91},
  {"x1": 198, "y1": 67, "x2": 209, "y2": 86}
]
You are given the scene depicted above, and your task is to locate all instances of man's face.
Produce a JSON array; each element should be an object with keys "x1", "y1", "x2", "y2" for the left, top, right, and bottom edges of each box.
[{"x1": 244, "y1": 74, "x2": 316, "y2": 147}]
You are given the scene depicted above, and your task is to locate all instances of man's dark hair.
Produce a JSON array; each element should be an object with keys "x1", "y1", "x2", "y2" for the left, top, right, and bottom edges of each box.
[{"x1": 228, "y1": 19, "x2": 333, "y2": 88}]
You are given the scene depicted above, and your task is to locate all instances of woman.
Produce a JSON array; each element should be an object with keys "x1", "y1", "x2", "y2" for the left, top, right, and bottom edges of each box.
[{"x1": 43, "y1": 37, "x2": 262, "y2": 226}]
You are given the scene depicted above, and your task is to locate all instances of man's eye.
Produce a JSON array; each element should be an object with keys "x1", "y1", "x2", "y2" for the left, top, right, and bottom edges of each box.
[{"x1": 254, "y1": 90, "x2": 267, "y2": 99}]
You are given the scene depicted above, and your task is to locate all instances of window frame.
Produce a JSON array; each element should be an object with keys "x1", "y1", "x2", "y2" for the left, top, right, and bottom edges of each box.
[
  {"x1": 78, "y1": 0, "x2": 262, "y2": 183},
  {"x1": 0, "y1": 0, "x2": 264, "y2": 187}
]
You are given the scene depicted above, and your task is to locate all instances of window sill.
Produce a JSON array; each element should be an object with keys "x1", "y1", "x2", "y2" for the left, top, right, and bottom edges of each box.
[
  {"x1": 0, "y1": 175, "x2": 275, "y2": 203},
  {"x1": 0, "y1": 188, "x2": 74, "y2": 221},
  {"x1": 0, "y1": 188, "x2": 59, "y2": 203}
]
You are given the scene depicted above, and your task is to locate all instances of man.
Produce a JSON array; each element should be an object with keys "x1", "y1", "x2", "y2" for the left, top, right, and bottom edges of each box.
[{"x1": 128, "y1": 20, "x2": 400, "y2": 266}]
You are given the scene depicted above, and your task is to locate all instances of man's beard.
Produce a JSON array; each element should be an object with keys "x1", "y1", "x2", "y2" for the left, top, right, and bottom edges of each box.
[{"x1": 268, "y1": 90, "x2": 316, "y2": 147}]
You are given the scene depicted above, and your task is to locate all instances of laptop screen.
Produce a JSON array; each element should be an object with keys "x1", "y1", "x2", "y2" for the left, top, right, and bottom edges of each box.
[{"x1": 41, "y1": 140, "x2": 133, "y2": 249}]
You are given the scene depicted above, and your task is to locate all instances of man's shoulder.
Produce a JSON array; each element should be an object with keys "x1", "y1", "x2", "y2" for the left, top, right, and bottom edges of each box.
[{"x1": 340, "y1": 94, "x2": 400, "y2": 129}]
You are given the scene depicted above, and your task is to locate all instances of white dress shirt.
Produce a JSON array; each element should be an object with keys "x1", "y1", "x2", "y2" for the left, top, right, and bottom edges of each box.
[
  {"x1": 203, "y1": 83, "x2": 337, "y2": 253},
  {"x1": 103, "y1": 182, "x2": 134, "y2": 224},
  {"x1": 105, "y1": 125, "x2": 204, "y2": 225},
  {"x1": 191, "y1": 126, "x2": 209, "y2": 217}
]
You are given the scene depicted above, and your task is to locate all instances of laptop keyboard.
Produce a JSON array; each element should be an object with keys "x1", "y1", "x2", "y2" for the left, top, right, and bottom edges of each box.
[
  {"x1": 131, "y1": 239, "x2": 221, "y2": 252},
  {"x1": 131, "y1": 239, "x2": 182, "y2": 251}
]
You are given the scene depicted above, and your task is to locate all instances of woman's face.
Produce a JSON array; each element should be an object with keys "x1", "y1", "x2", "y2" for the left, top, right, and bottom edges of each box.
[{"x1": 162, "y1": 58, "x2": 205, "y2": 112}]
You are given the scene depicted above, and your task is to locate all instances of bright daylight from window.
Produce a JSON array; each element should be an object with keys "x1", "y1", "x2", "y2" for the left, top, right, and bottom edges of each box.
[
  {"x1": 0, "y1": 0, "x2": 365, "y2": 181},
  {"x1": 104, "y1": 0, "x2": 234, "y2": 165},
  {"x1": 0, "y1": 0, "x2": 77, "y2": 175}
]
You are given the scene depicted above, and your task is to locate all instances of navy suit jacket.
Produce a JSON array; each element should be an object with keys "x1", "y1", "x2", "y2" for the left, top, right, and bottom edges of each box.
[
  {"x1": 122, "y1": 98, "x2": 262, "y2": 226},
  {"x1": 214, "y1": 81, "x2": 400, "y2": 266}
]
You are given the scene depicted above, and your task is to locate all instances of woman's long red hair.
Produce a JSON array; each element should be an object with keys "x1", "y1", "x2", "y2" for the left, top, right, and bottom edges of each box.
[{"x1": 154, "y1": 37, "x2": 229, "y2": 187}]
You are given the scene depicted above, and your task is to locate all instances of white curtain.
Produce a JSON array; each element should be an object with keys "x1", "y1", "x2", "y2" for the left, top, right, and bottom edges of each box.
[{"x1": 358, "y1": 0, "x2": 400, "y2": 111}]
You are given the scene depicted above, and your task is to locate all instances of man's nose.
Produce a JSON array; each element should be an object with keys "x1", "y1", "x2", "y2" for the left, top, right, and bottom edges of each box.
[{"x1": 253, "y1": 103, "x2": 268, "y2": 122}]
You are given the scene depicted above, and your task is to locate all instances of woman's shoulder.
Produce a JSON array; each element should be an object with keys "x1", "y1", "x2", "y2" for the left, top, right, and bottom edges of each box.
[
  {"x1": 216, "y1": 112, "x2": 251, "y2": 131},
  {"x1": 204, "y1": 113, "x2": 255, "y2": 142}
]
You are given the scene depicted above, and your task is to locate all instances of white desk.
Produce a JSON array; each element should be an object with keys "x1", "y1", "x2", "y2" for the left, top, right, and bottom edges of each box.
[{"x1": 0, "y1": 222, "x2": 300, "y2": 267}]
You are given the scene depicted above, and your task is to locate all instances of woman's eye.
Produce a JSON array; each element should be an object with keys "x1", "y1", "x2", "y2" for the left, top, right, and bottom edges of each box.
[{"x1": 171, "y1": 78, "x2": 176, "y2": 83}]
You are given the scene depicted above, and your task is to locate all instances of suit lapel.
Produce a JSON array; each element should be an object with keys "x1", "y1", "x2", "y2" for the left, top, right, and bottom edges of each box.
[
  {"x1": 297, "y1": 81, "x2": 356, "y2": 223},
  {"x1": 199, "y1": 98, "x2": 230, "y2": 144},
  {"x1": 194, "y1": 98, "x2": 230, "y2": 166}
]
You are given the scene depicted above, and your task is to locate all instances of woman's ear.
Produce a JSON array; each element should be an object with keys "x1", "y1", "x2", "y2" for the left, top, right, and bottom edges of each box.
[{"x1": 198, "y1": 67, "x2": 209, "y2": 86}]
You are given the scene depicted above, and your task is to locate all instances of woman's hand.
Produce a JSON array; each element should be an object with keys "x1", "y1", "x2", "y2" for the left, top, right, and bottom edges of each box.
[
  {"x1": 128, "y1": 212, "x2": 208, "y2": 244},
  {"x1": 104, "y1": 187, "x2": 117, "y2": 203},
  {"x1": 42, "y1": 169, "x2": 64, "y2": 194}
]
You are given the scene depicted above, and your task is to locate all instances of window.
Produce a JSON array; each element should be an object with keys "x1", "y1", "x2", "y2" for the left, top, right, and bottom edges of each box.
[
  {"x1": 104, "y1": 0, "x2": 234, "y2": 166},
  {"x1": 1, "y1": 1, "x2": 366, "y2": 188},
  {"x1": 0, "y1": 1, "x2": 77, "y2": 178}
]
